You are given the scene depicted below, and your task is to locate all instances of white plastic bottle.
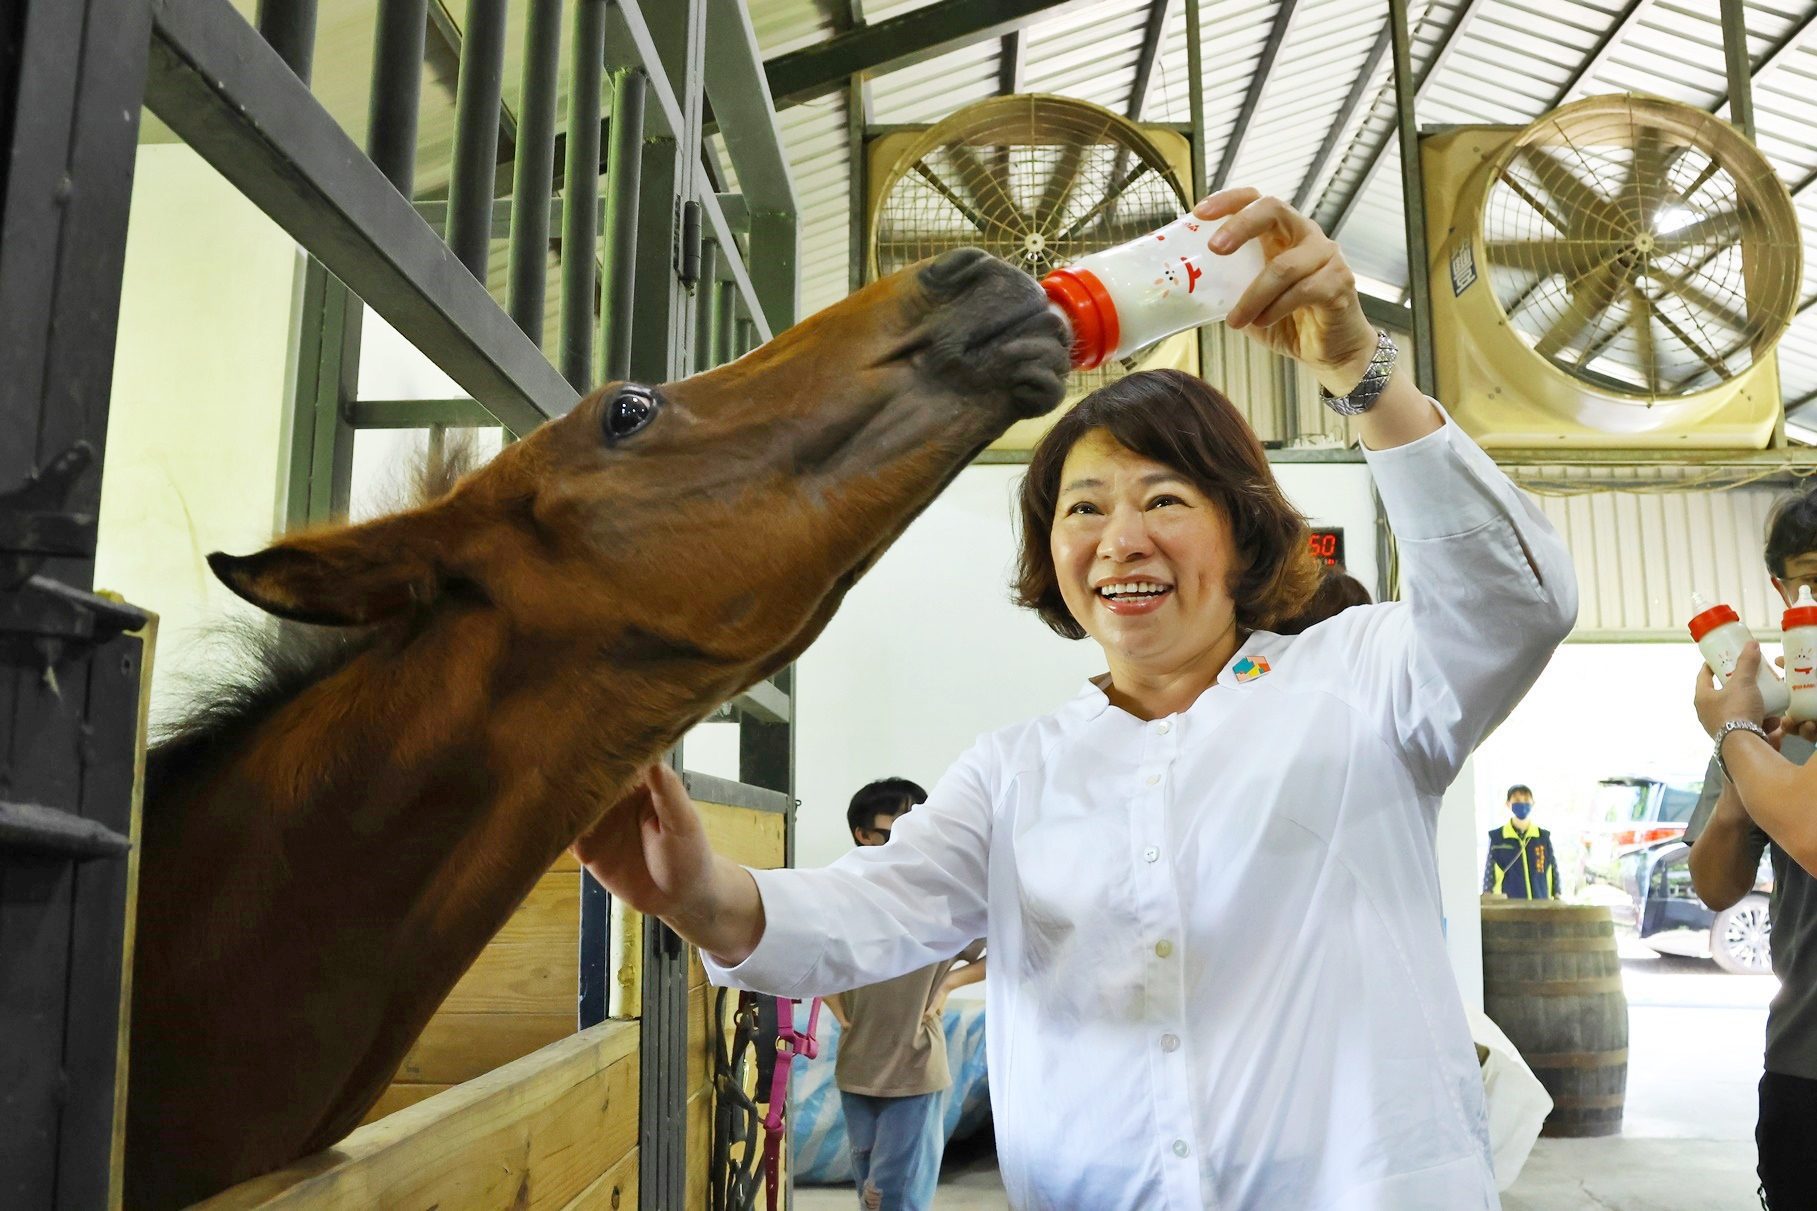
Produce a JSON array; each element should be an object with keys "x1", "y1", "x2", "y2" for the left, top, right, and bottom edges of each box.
[
  {"x1": 1783, "y1": 586, "x2": 1817, "y2": 721},
  {"x1": 1688, "y1": 592, "x2": 1790, "y2": 716},
  {"x1": 1040, "y1": 212, "x2": 1267, "y2": 370}
]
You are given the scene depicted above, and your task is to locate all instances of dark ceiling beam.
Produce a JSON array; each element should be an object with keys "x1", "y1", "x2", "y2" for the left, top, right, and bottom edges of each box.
[
  {"x1": 764, "y1": 0, "x2": 1087, "y2": 111},
  {"x1": 1291, "y1": 18, "x2": 1391, "y2": 210},
  {"x1": 1717, "y1": 1, "x2": 1817, "y2": 125},
  {"x1": 1126, "y1": 0, "x2": 1170, "y2": 120},
  {"x1": 1320, "y1": 0, "x2": 1487, "y2": 236},
  {"x1": 1211, "y1": 0, "x2": 1300, "y2": 191},
  {"x1": 839, "y1": 0, "x2": 874, "y2": 125},
  {"x1": 999, "y1": 30, "x2": 1024, "y2": 95}
]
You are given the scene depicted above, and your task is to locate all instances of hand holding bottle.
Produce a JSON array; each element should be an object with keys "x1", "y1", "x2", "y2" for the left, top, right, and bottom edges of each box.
[
  {"x1": 1689, "y1": 592, "x2": 1790, "y2": 718},
  {"x1": 1695, "y1": 641, "x2": 1772, "y2": 738},
  {"x1": 1192, "y1": 188, "x2": 1379, "y2": 394}
]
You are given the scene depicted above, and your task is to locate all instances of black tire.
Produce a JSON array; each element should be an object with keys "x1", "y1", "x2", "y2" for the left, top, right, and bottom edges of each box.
[{"x1": 1711, "y1": 895, "x2": 1773, "y2": 974}]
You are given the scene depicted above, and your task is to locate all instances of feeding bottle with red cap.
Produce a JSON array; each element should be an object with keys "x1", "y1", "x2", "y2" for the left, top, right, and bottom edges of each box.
[
  {"x1": 1783, "y1": 586, "x2": 1817, "y2": 721},
  {"x1": 1040, "y1": 212, "x2": 1267, "y2": 370},
  {"x1": 1689, "y1": 592, "x2": 1789, "y2": 716}
]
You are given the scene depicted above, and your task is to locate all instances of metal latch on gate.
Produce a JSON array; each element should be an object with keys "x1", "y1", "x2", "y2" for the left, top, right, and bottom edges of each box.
[
  {"x1": 1, "y1": 440, "x2": 99, "y2": 588},
  {"x1": 1, "y1": 441, "x2": 149, "y2": 658}
]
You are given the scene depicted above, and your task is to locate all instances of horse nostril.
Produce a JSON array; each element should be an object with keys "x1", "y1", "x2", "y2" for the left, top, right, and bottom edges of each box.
[{"x1": 919, "y1": 247, "x2": 996, "y2": 298}]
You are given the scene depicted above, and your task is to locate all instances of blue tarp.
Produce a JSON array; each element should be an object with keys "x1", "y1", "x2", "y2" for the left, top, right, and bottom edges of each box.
[{"x1": 790, "y1": 1001, "x2": 991, "y2": 1184}]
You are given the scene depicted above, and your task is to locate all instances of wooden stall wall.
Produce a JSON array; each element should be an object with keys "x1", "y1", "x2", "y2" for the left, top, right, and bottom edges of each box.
[
  {"x1": 201, "y1": 1020, "x2": 641, "y2": 1210},
  {"x1": 363, "y1": 853, "x2": 583, "y2": 1122},
  {"x1": 682, "y1": 800, "x2": 788, "y2": 1210}
]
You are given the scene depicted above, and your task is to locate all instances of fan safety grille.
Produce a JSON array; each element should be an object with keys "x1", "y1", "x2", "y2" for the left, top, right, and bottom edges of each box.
[{"x1": 1480, "y1": 95, "x2": 1801, "y2": 401}]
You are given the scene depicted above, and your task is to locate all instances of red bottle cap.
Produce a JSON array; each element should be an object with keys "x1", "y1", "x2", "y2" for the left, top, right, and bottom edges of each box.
[
  {"x1": 1785, "y1": 602, "x2": 1817, "y2": 630},
  {"x1": 1688, "y1": 602, "x2": 1739, "y2": 642},
  {"x1": 1040, "y1": 267, "x2": 1119, "y2": 370}
]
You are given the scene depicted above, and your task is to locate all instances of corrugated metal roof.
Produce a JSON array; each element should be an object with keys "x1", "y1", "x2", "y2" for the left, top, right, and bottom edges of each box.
[
  {"x1": 1017, "y1": 0, "x2": 1153, "y2": 113},
  {"x1": 149, "y1": 0, "x2": 1817, "y2": 436},
  {"x1": 741, "y1": 0, "x2": 1817, "y2": 431}
]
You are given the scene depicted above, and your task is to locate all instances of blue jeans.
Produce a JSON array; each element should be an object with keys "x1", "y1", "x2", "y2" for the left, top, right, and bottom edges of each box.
[{"x1": 840, "y1": 1089, "x2": 944, "y2": 1211}]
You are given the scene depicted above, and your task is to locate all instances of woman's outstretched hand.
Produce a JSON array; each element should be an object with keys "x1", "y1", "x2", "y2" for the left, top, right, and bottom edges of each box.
[
  {"x1": 572, "y1": 762, "x2": 715, "y2": 921},
  {"x1": 571, "y1": 761, "x2": 767, "y2": 964}
]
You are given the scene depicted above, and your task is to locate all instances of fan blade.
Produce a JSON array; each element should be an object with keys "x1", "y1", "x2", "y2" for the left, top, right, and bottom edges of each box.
[
  {"x1": 1653, "y1": 207, "x2": 1743, "y2": 252},
  {"x1": 1535, "y1": 263, "x2": 1624, "y2": 359},
  {"x1": 1496, "y1": 168, "x2": 1573, "y2": 237},
  {"x1": 1652, "y1": 304, "x2": 1733, "y2": 380},
  {"x1": 1483, "y1": 238, "x2": 1610, "y2": 278},
  {"x1": 1626, "y1": 281, "x2": 1659, "y2": 395},
  {"x1": 1678, "y1": 155, "x2": 1722, "y2": 204},
  {"x1": 1517, "y1": 145, "x2": 1629, "y2": 238},
  {"x1": 1651, "y1": 264, "x2": 1750, "y2": 336},
  {"x1": 1056, "y1": 161, "x2": 1154, "y2": 243},
  {"x1": 1034, "y1": 141, "x2": 1089, "y2": 237},
  {"x1": 910, "y1": 163, "x2": 996, "y2": 239},
  {"x1": 946, "y1": 143, "x2": 1025, "y2": 234},
  {"x1": 1619, "y1": 122, "x2": 1677, "y2": 233}
]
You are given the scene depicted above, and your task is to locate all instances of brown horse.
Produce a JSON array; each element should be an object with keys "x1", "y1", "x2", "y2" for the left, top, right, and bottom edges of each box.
[{"x1": 124, "y1": 248, "x2": 1068, "y2": 1209}]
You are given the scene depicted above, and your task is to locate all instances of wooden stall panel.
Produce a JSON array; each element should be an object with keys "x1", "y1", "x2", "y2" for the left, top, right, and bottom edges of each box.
[
  {"x1": 365, "y1": 861, "x2": 583, "y2": 1125},
  {"x1": 440, "y1": 870, "x2": 580, "y2": 1014},
  {"x1": 684, "y1": 801, "x2": 788, "y2": 1209},
  {"x1": 559, "y1": 1146, "x2": 637, "y2": 1211},
  {"x1": 394, "y1": 1011, "x2": 578, "y2": 1086},
  {"x1": 200, "y1": 1021, "x2": 641, "y2": 1210},
  {"x1": 698, "y1": 799, "x2": 787, "y2": 871}
]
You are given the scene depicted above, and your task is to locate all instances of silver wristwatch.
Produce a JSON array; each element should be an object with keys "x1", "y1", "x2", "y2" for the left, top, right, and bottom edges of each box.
[
  {"x1": 1713, "y1": 718, "x2": 1769, "y2": 782},
  {"x1": 1319, "y1": 328, "x2": 1398, "y2": 416}
]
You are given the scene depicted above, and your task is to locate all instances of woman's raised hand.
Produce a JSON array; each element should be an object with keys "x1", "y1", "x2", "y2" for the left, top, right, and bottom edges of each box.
[
  {"x1": 1193, "y1": 188, "x2": 1379, "y2": 396},
  {"x1": 572, "y1": 761, "x2": 715, "y2": 921}
]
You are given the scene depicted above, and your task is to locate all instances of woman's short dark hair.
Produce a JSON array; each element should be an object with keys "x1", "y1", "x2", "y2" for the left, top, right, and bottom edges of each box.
[
  {"x1": 1012, "y1": 368, "x2": 1322, "y2": 640},
  {"x1": 1765, "y1": 484, "x2": 1817, "y2": 577},
  {"x1": 846, "y1": 777, "x2": 926, "y2": 835}
]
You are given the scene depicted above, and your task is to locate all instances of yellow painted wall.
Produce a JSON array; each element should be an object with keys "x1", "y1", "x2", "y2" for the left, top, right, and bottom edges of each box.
[{"x1": 94, "y1": 141, "x2": 302, "y2": 725}]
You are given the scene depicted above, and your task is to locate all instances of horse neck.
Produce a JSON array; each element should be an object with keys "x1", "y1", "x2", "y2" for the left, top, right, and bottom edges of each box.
[{"x1": 144, "y1": 606, "x2": 652, "y2": 993}]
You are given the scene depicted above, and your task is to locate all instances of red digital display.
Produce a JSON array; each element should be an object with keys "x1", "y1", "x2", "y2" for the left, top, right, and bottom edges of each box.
[{"x1": 1308, "y1": 527, "x2": 1345, "y2": 567}]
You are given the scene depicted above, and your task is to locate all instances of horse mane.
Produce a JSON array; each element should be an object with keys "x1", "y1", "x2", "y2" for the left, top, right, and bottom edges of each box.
[{"x1": 145, "y1": 434, "x2": 484, "y2": 804}]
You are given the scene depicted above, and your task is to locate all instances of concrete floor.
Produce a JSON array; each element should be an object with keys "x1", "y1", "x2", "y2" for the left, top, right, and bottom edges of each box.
[{"x1": 795, "y1": 938, "x2": 1777, "y2": 1210}]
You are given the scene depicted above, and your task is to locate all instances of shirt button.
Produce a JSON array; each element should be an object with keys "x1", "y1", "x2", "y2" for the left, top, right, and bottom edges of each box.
[
  {"x1": 1154, "y1": 940, "x2": 1173, "y2": 958},
  {"x1": 1172, "y1": 1139, "x2": 1189, "y2": 1158},
  {"x1": 1146, "y1": 773, "x2": 1161, "y2": 786},
  {"x1": 1143, "y1": 846, "x2": 1160, "y2": 863},
  {"x1": 1161, "y1": 1033, "x2": 1180, "y2": 1052},
  {"x1": 1154, "y1": 720, "x2": 1171, "y2": 734}
]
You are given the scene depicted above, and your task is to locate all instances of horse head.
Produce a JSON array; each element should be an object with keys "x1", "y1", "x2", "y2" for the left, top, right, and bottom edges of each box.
[{"x1": 207, "y1": 247, "x2": 1067, "y2": 767}]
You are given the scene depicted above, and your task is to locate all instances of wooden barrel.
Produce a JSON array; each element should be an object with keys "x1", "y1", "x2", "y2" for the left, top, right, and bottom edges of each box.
[{"x1": 1480, "y1": 900, "x2": 1629, "y2": 1137}]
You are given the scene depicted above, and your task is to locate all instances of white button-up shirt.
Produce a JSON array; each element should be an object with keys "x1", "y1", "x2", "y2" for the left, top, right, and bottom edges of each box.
[{"x1": 707, "y1": 410, "x2": 1577, "y2": 1210}]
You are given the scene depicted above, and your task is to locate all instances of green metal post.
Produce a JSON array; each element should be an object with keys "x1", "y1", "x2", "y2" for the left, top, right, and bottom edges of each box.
[{"x1": 285, "y1": 258, "x2": 360, "y2": 529}]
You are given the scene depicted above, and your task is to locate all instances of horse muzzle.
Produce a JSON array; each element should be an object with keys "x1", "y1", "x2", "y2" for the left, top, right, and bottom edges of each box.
[{"x1": 915, "y1": 249, "x2": 1071, "y2": 420}]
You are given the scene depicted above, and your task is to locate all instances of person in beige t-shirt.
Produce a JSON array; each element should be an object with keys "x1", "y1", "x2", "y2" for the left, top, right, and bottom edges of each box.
[{"x1": 823, "y1": 778, "x2": 986, "y2": 1211}]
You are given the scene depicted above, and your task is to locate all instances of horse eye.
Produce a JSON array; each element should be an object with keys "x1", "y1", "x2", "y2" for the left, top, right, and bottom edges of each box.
[{"x1": 603, "y1": 386, "x2": 658, "y2": 445}]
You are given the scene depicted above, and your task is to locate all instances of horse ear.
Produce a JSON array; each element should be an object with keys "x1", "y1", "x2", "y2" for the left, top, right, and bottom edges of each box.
[{"x1": 208, "y1": 519, "x2": 442, "y2": 627}]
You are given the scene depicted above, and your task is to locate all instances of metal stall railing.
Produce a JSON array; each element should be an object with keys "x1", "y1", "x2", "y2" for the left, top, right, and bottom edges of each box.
[
  {"x1": 0, "y1": 1, "x2": 156, "y2": 1207},
  {"x1": 0, "y1": 0, "x2": 797, "y2": 1207}
]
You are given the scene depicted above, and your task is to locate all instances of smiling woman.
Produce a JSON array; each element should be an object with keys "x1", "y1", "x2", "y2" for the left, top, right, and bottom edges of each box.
[{"x1": 580, "y1": 188, "x2": 1581, "y2": 1211}]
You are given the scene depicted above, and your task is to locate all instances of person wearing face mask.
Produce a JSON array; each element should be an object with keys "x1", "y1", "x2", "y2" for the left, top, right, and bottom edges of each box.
[
  {"x1": 572, "y1": 187, "x2": 1577, "y2": 1210},
  {"x1": 1482, "y1": 784, "x2": 1559, "y2": 900}
]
